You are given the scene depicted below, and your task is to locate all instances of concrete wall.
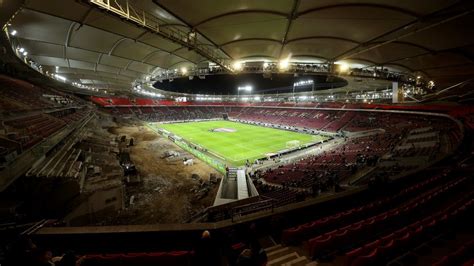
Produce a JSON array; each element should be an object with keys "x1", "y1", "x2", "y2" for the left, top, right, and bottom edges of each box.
[{"x1": 63, "y1": 185, "x2": 124, "y2": 226}]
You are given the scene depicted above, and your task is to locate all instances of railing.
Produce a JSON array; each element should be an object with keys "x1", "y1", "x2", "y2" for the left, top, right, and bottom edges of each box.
[
  {"x1": 230, "y1": 197, "x2": 275, "y2": 222},
  {"x1": 21, "y1": 219, "x2": 52, "y2": 235}
]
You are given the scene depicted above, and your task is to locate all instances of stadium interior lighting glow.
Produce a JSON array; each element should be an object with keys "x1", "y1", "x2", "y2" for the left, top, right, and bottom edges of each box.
[
  {"x1": 196, "y1": 97, "x2": 221, "y2": 101},
  {"x1": 10, "y1": 30, "x2": 17, "y2": 36},
  {"x1": 18, "y1": 47, "x2": 24, "y2": 53},
  {"x1": 263, "y1": 62, "x2": 269, "y2": 68},
  {"x1": 180, "y1": 67, "x2": 187, "y2": 74},
  {"x1": 338, "y1": 62, "x2": 349, "y2": 72},
  {"x1": 278, "y1": 59, "x2": 289, "y2": 70},
  {"x1": 238, "y1": 85, "x2": 252, "y2": 92},
  {"x1": 54, "y1": 74, "x2": 67, "y2": 82},
  {"x1": 232, "y1": 61, "x2": 243, "y2": 71},
  {"x1": 23, "y1": 51, "x2": 28, "y2": 56},
  {"x1": 294, "y1": 80, "x2": 314, "y2": 87},
  {"x1": 141, "y1": 90, "x2": 162, "y2": 97}
]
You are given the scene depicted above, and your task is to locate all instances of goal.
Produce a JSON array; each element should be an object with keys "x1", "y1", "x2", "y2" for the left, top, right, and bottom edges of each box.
[{"x1": 286, "y1": 140, "x2": 301, "y2": 149}]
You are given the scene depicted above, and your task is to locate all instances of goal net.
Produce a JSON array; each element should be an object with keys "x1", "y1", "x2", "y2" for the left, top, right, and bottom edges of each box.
[{"x1": 286, "y1": 140, "x2": 301, "y2": 149}]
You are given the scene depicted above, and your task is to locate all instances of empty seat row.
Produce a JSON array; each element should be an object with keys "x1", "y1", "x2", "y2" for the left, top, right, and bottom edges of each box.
[
  {"x1": 306, "y1": 176, "x2": 469, "y2": 258},
  {"x1": 433, "y1": 239, "x2": 474, "y2": 266},
  {"x1": 345, "y1": 195, "x2": 473, "y2": 266},
  {"x1": 281, "y1": 173, "x2": 447, "y2": 244}
]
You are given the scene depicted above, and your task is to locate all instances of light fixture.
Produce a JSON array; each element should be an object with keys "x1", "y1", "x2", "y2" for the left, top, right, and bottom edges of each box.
[
  {"x1": 19, "y1": 47, "x2": 24, "y2": 53},
  {"x1": 263, "y1": 62, "x2": 269, "y2": 68},
  {"x1": 23, "y1": 51, "x2": 28, "y2": 56},
  {"x1": 180, "y1": 67, "x2": 187, "y2": 74},
  {"x1": 10, "y1": 30, "x2": 17, "y2": 36}
]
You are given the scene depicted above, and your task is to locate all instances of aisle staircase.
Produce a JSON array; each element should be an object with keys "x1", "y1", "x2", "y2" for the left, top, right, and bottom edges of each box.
[{"x1": 265, "y1": 244, "x2": 316, "y2": 266}]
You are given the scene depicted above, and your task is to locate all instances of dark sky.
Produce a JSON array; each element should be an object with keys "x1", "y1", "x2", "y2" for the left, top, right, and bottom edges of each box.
[{"x1": 153, "y1": 73, "x2": 347, "y2": 94}]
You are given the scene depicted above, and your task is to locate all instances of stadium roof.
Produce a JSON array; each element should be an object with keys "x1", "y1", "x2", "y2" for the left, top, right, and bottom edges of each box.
[{"x1": 4, "y1": 0, "x2": 474, "y2": 92}]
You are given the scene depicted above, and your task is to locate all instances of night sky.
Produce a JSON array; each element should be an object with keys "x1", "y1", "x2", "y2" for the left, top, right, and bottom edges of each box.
[{"x1": 153, "y1": 73, "x2": 348, "y2": 95}]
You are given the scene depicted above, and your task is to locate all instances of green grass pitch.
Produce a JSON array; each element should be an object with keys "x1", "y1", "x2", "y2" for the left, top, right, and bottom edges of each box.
[{"x1": 155, "y1": 120, "x2": 328, "y2": 166}]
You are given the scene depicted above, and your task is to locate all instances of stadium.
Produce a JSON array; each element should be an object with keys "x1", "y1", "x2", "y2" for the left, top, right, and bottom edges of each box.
[{"x1": 0, "y1": 1, "x2": 473, "y2": 266}]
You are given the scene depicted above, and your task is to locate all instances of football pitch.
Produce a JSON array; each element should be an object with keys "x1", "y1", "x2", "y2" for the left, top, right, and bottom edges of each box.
[{"x1": 154, "y1": 120, "x2": 328, "y2": 166}]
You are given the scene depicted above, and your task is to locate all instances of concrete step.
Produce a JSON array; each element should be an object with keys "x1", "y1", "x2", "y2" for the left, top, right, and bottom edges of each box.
[
  {"x1": 268, "y1": 252, "x2": 299, "y2": 265},
  {"x1": 267, "y1": 247, "x2": 290, "y2": 260},
  {"x1": 265, "y1": 244, "x2": 283, "y2": 253},
  {"x1": 282, "y1": 255, "x2": 310, "y2": 266}
]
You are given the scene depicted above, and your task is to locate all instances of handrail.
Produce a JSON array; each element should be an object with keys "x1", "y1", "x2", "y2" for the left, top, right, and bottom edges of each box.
[{"x1": 21, "y1": 219, "x2": 51, "y2": 235}]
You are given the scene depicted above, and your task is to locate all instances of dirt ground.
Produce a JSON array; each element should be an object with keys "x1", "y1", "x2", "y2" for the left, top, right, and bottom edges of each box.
[{"x1": 105, "y1": 125, "x2": 222, "y2": 224}]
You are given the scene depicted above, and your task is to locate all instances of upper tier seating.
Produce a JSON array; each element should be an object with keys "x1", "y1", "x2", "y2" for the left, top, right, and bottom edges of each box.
[
  {"x1": 0, "y1": 76, "x2": 89, "y2": 166},
  {"x1": 3, "y1": 114, "x2": 66, "y2": 149},
  {"x1": 0, "y1": 75, "x2": 62, "y2": 112}
]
